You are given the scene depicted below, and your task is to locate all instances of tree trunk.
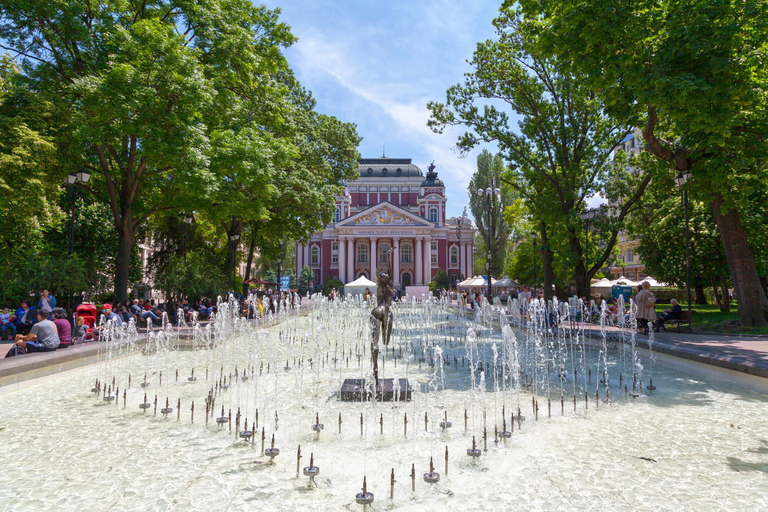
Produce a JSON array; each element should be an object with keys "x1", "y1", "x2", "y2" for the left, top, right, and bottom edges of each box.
[
  {"x1": 540, "y1": 222, "x2": 555, "y2": 301},
  {"x1": 694, "y1": 283, "x2": 707, "y2": 305},
  {"x1": 711, "y1": 195, "x2": 768, "y2": 326},
  {"x1": 569, "y1": 233, "x2": 588, "y2": 299},
  {"x1": 114, "y1": 223, "x2": 135, "y2": 302},
  {"x1": 243, "y1": 231, "x2": 256, "y2": 296}
]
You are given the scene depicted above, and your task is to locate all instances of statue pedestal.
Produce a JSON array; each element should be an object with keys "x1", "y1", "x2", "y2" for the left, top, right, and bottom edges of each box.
[{"x1": 340, "y1": 378, "x2": 413, "y2": 402}]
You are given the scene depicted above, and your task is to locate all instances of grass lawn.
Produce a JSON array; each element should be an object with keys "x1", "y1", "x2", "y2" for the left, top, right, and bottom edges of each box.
[{"x1": 654, "y1": 303, "x2": 768, "y2": 335}]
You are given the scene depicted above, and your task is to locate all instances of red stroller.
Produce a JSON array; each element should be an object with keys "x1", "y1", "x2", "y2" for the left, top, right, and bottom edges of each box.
[{"x1": 75, "y1": 303, "x2": 97, "y2": 340}]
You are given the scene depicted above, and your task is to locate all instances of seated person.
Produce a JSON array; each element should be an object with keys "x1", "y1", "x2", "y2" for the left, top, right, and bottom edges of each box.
[
  {"x1": 655, "y1": 299, "x2": 683, "y2": 332},
  {"x1": 14, "y1": 300, "x2": 37, "y2": 334},
  {"x1": 52, "y1": 307, "x2": 72, "y2": 348},
  {"x1": 14, "y1": 309, "x2": 60, "y2": 352},
  {"x1": 92, "y1": 304, "x2": 123, "y2": 339},
  {"x1": 72, "y1": 315, "x2": 92, "y2": 343},
  {"x1": 1, "y1": 307, "x2": 16, "y2": 339}
]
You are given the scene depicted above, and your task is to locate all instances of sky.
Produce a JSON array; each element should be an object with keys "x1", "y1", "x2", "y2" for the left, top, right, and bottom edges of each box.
[{"x1": 263, "y1": 0, "x2": 505, "y2": 218}]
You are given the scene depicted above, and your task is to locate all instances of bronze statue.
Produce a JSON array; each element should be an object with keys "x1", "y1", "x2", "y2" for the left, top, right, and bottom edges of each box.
[{"x1": 370, "y1": 247, "x2": 395, "y2": 387}]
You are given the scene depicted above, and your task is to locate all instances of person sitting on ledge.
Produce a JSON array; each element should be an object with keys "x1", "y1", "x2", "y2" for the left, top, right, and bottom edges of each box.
[
  {"x1": 14, "y1": 300, "x2": 37, "y2": 334},
  {"x1": 0, "y1": 307, "x2": 16, "y2": 340},
  {"x1": 52, "y1": 307, "x2": 72, "y2": 348},
  {"x1": 72, "y1": 315, "x2": 91, "y2": 343},
  {"x1": 14, "y1": 309, "x2": 60, "y2": 352},
  {"x1": 654, "y1": 299, "x2": 683, "y2": 332}
]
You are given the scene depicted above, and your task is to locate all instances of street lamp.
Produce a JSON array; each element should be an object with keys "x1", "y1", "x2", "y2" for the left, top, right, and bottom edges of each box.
[
  {"x1": 276, "y1": 242, "x2": 285, "y2": 312},
  {"x1": 64, "y1": 168, "x2": 91, "y2": 314},
  {"x1": 229, "y1": 234, "x2": 240, "y2": 294},
  {"x1": 579, "y1": 208, "x2": 596, "y2": 299},
  {"x1": 675, "y1": 170, "x2": 692, "y2": 333},
  {"x1": 476, "y1": 183, "x2": 501, "y2": 300},
  {"x1": 531, "y1": 231, "x2": 538, "y2": 296}
]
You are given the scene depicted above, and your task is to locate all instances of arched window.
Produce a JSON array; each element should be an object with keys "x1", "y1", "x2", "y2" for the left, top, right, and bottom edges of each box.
[
  {"x1": 429, "y1": 207, "x2": 438, "y2": 223},
  {"x1": 379, "y1": 242, "x2": 390, "y2": 263},
  {"x1": 357, "y1": 243, "x2": 369, "y2": 263},
  {"x1": 311, "y1": 246, "x2": 320, "y2": 265},
  {"x1": 450, "y1": 245, "x2": 459, "y2": 266},
  {"x1": 400, "y1": 243, "x2": 413, "y2": 263}
]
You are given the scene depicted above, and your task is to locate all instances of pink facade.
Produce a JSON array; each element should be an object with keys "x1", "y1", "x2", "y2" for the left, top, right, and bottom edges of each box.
[{"x1": 296, "y1": 158, "x2": 475, "y2": 291}]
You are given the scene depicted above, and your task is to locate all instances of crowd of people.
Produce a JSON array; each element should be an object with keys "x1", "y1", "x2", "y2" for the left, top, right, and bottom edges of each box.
[{"x1": 2, "y1": 287, "x2": 307, "y2": 358}]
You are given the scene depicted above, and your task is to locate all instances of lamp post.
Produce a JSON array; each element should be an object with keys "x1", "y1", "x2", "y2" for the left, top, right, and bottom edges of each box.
[
  {"x1": 476, "y1": 183, "x2": 501, "y2": 300},
  {"x1": 229, "y1": 234, "x2": 240, "y2": 295},
  {"x1": 579, "y1": 208, "x2": 596, "y2": 299},
  {"x1": 675, "y1": 171, "x2": 693, "y2": 333},
  {"x1": 531, "y1": 231, "x2": 538, "y2": 296},
  {"x1": 65, "y1": 168, "x2": 91, "y2": 315}
]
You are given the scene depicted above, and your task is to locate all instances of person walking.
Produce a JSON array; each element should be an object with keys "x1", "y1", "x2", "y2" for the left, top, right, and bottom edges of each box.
[{"x1": 635, "y1": 281, "x2": 656, "y2": 335}]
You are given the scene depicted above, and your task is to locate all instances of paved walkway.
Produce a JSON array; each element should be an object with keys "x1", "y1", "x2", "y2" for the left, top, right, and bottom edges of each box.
[{"x1": 582, "y1": 324, "x2": 768, "y2": 378}]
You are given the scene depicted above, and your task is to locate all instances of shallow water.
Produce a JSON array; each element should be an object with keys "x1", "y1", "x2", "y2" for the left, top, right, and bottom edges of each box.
[{"x1": 0, "y1": 301, "x2": 766, "y2": 511}]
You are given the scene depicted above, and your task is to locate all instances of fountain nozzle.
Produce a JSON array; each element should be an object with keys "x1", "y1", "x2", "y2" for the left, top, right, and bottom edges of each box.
[
  {"x1": 423, "y1": 456, "x2": 440, "y2": 484},
  {"x1": 302, "y1": 452, "x2": 319, "y2": 486}
]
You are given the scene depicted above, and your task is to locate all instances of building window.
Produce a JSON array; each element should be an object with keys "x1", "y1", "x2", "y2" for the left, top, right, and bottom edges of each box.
[
  {"x1": 450, "y1": 245, "x2": 459, "y2": 267},
  {"x1": 334, "y1": 206, "x2": 341, "y2": 223},
  {"x1": 429, "y1": 207, "x2": 438, "y2": 223},
  {"x1": 332, "y1": 241, "x2": 339, "y2": 264},
  {"x1": 311, "y1": 246, "x2": 320, "y2": 265},
  {"x1": 627, "y1": 251, "x2": 634, "y2": 263},
  {"x1": 431, "y1": 241, "x2": 437, "y2": 265},
  {"x1": 401, "y1": 243, "x2": 412, "y2": 263},
  {"x1": 451, "y1": 273, "x2": 458, "y2": 283},
  {"x1": 379, "y1": 243, "x2": 390, "y2": 263},
  {"x1": 357, "y1": 243, "x2": 369, "y2": 263}
]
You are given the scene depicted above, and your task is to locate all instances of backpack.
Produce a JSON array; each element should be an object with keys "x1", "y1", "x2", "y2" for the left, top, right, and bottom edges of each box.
[{"x1": 4, "y1": 344, "x2": 26, "y2": 358}]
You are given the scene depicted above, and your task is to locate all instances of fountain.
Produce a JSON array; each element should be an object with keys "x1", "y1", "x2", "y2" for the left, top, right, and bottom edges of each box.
[{"x1": 0, "y1": 292, "x2": 766, "y2": 510}]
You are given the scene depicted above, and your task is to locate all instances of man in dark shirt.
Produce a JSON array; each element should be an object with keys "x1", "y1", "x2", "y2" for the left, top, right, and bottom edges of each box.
[{"x1": 655, "y1": 299, "x2": 683, "y2": 331}]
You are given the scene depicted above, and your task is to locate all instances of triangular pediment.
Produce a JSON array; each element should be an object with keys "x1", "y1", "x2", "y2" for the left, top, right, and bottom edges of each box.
[{"x1": 337, "y1": 202, "x2": 432, "y2": 227}]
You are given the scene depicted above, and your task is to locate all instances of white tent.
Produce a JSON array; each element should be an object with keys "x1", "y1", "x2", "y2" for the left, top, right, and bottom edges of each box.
[
  {"x1": 343, "y1": 276, "x2": 377, "y2": 298},
  {"x1": 492, "y1": 276, "x2": 519, "y2": 289},
  {"x1": 458, "y1": 276, "x2": 497, "y2": 290}
]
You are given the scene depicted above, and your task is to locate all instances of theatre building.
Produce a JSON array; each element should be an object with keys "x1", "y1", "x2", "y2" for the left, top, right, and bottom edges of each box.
[{"x1": 295, "y1": 157, "x2": 475, "y2": 291}]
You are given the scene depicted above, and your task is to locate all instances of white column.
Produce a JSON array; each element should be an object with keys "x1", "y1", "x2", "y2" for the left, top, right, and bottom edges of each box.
[
  {"x1": 303, "y1": 244, "x2": 309, "y2": 272},
  {"x1": 347, "y1": 238, "x2": 355, "y2": 282},
  {"x1": 415, "y1": 236, "x2": 423, "y2": 284},
  {"x1": 423, "y1": 236, "x2": 432, "y2": 284},
  {"x1": 370, "y1": 237, "x2": 377, "y2": 279},
  {"x1": 338, "y1": 238, "x2": 346, "y2": 282},
  {"x1": 296, "y1": 244, "x2": 302, "y2": 277},
  {"x1": 461, "y1": 242, "x2": 468, "y2": 278},
  {"x1": 393, "y1": 236, "x2": 401, "y2": 287}
]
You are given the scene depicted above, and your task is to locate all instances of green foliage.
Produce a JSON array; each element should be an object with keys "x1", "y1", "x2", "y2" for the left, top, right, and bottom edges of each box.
[
  {"x1": 429, "y1": 8, "x2": 638, "y2": 298},
  {"x1": 0, "y1": 0, "x2": 359, "y2": 301},
  {"x1": 154, "y1": 250, "x2": 227, "y2": 301},
  {"x1": 323, "y1": 278, "x2": 343, "y2": 296},
  {"x1": 433, "y1": 269, "x2": 451, "y2": 293},
  {"x1": 468, "y1": 151, "x2": 511, "y2": 277},
  {"x1": 297, "y1": 265, "x2": 316, "y2": 296},
  {"x1": 521, "y1": 0, "x2": 768, "y2": 323}
]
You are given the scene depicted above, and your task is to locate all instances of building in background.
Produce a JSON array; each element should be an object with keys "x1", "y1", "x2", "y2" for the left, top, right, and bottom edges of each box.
[{"x1": 296, "y1": 157, "x2": 475, "y2": 291}]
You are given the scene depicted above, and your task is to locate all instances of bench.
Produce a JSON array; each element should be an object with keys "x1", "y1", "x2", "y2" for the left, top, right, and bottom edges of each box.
[{"x1": 662, "y1": 310, "x2": 691, "y2": 332}]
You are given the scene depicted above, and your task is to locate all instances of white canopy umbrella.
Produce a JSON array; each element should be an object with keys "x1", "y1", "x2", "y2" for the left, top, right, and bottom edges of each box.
[
  {"x1": 492, "y1": 276, "x2": 519, "y2": 288},
  {"x1": 343, "y1": 276, "x2": 377, "y2": 297}
]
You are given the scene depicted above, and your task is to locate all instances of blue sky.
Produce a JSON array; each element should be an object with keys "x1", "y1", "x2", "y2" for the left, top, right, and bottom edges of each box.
[{"x1": 263, "y1": 0, "x2": 505, "y2": 218}]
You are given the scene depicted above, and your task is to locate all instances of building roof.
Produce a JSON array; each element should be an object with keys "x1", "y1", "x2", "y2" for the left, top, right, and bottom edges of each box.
[
  {"x1": 420, "y1": 161, "x2": 444, "y2": 187},
  {"x1": 358, "y1": 158, "x2": 423, "y2": 178}
]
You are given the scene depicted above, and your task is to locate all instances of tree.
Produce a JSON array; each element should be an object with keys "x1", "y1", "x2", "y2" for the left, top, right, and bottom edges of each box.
[
  {"x1": 468, "y1": 150, "x2": 511, "y2": 278},
  {"x1": 428, "y1": 8, "x2": 646, "y2": 300},
  {"x1": 155, "y1": 250, "x2": 227, "y2": 301},
  {"x1": 0, "y1": 0, "x2": 297, "y2": 301},
  {"x1": 521, "y1": 0, "x2": 768, "y2": 325},
  {"x1": 297, "y1": 265, "x2": 316, "y2": 296}
]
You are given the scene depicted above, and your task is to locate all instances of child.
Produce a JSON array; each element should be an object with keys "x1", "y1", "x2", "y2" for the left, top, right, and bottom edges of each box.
[
  {"x1": 72, "y1": 315, "x2": 91, "y2": 343},
  {"x1": 0, "y1": 308, "x2": 17, "y2": 339}
]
